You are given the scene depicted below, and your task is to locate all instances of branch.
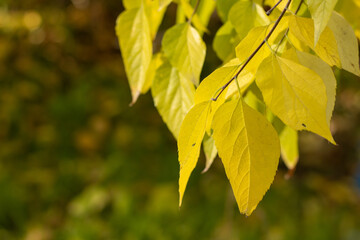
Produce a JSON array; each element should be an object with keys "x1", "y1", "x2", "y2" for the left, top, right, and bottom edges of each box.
[
  {"x1": 266, "y1": 0, "x2": 283, "y2": 16},
  {"x1": 212, "y1": 0, "x2": 292, "y2": 101},
  {"x1": 275, "y1": 0, "x2": 304, "y2": 52}
]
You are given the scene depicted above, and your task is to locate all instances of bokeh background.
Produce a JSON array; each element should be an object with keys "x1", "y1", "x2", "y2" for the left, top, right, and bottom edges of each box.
[{"x1": 0, "y1": 0, "x2": 360, "y2": 239}]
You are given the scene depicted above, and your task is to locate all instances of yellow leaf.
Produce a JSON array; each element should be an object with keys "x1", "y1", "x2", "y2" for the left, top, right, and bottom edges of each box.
[
  {"x1": 178, "y1": 0, "x2": 209, "y2": 34},
  {"x1": 289, "y1": 16, "x2": 341, "y2": 67},
  {"x1": 202, "y1": 134, "x2": 217, "y2": 173},
  {"x1": 116, "y1": 5, "x2": 152, "y2": 104},
  {"x1": 256, "y1": 54, "x2": 335, "y2": 144},
  {"x1": 194, "y1": 58, "x2": 254, "y2": 132},
  {"x1": 143, "y1": 53, "x2": 163, "y2": 94},
  {"x1": 328, "y1": 12, "x2": 360, "y2": 76},
  {"x1": 152, "y1": 60, "x2": 195, "y2": 138},
  {"x1": 158, "y1": 0, "x2": 172, "y2": 11},
  {"x1": 228, "y1": 0, "x2": 270, "y2": 39},
  {"x1": 294, "y1": 50, "x2": 336, "y2": 126},
  {"x1": 162, "y1": 23, "x2": 206, "y2": 85},
  {"x1": 279, "y1": 125, "x2": 298, "y2": 170},
  {"x1": 178, "y1": 101, "x2": 211, "y2": 206},
  {"x1": 235, "y1": 18, "x2": 288, "y2": 74},
  {"x1": 212, "y1": 98, "x2": 280, "y2": 215},
  {"x1": 307, "y1": 0, "x2": 338, "y2": 45}
]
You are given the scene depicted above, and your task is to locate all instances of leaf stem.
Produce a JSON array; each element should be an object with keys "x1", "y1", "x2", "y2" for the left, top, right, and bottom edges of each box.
[
  {"x1": 212, "y1": 0, "x2": 292, "y2": 101},
  {"x1": 188, "y1": 0, "x2": 201, "y2": 24}
]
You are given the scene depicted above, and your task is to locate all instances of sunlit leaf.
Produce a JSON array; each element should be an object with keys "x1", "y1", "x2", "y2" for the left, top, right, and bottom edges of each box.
[
  {"x1": 178, "y1": 101, "x2": 211, "y2": 206},
  {"x1": 202, "y1": 133, "x2": 217, "y2": 173},
  {"x1": 162, "y1": 23, "x2": 206, "y2": 85},
  {"x1": 152, "y1": 60, "x2": 195, "y2": 138},
  {"x1": 307, "y1": 0, "x2": 338, "y2": 45},
  {"x1": 289, "y1": 15, "x2": 341, "y2": 67},
  {"x1": 328, "y1": 12, "x2": 360, "y2": 76},
  {"x1": 256, "y1": 54, "x2": 335, "y2": 144},
  {"x1": 116, "y1": 5, "x2": 152, "y2": 104},
  {"x1": 228, "y1": 0, "x2": 270, "y2": 39},
  {"x1": 212, "y1": 97, "x2": 280, "y2": 216}
]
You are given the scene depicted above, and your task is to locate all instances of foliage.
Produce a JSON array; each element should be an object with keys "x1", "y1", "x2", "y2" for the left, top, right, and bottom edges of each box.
[{"x1": 116, "y1": 0, "x2": 360, "y2": 216}]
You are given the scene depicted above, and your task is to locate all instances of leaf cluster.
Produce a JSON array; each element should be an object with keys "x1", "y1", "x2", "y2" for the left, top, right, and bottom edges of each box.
[{"x1": 116, "y1": 0, "x2": 360, "y2": 215}]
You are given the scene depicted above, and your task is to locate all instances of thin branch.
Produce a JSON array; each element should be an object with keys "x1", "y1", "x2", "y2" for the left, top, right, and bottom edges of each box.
[
  {"x1": 266, "y1": 0, "x2": 283, "y2": 15},
  {"x1": 275, "y1": 0, "x2": 304, "y2": 53},
  {"x1": 188, "y1": 0, "x2": 201, "y2": 24},
  {"x1": 212, "y1": 0, "x2": 292, "y2": 101}
]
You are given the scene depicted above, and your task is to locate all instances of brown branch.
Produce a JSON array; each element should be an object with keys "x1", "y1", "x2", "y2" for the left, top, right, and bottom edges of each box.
[
  {"x1": 212, "y1": 0, "x2": 292, "y2": 101},
  {"x1": 266, "y1": 0, "x2": 283, "y2": 15},
  {"x1": 275, "y1": 0, "x2": 304, "y2": 52}
]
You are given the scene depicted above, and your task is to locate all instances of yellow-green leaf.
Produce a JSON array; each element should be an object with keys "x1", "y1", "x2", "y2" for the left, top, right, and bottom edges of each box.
[
  {"x1": 162, "y1": 23, "x2": 206, "y2": 85},
  {"x1": 228, "y1": 0, "x2": 270, "y2": 39},
  {"x1": 202, "y1": 133, "x2": 217, "y2": 173},
  {"x1": 213, "y1": 21, "x2": 239, "y2": 61},
  {"x1": 289, "y1": 16, "x2": 340, "y2": 67},
  {"x1": 194, "y1": 58, "x2": 254, "y2": 132},
  {"x1": 307, "y1": 0, "x2": 338, "y2": 45},
  {"x1": 279, "y1": 125, "x2": 299, "y2": 170},
  {"x1": 294, "y1": 50, "x2": 336, "y2": 126},
  {"x1": 178, "y1": 0, "x2": 209, "y2": 34},
  {"x1": 235, "y1": 19, "x2": 288, "y2": 74},
  {"x1": 328, "y1": 12, "x2": 360, "y2": 76},
  {"x1": 178, "y1": 101, "x2": 211, "y2": 206},
  {"x1": 116, "y1": 5, "x2": 152, "y2": 104},
  {"x1": 256, "y1": 54, "x2": 335, "y2": 144},
  {"x1": 216, "y1": 0, "x2": 238, "y2": 22},
  {"x1": 212, "y1": 98, "x2": 280, "y2": 216},
  {"x1": 158, "y1": 0, "x2": 172, "y2": 11},
  {"x1": 152, "y1": 60, "x2": 195, "y2": 138}
]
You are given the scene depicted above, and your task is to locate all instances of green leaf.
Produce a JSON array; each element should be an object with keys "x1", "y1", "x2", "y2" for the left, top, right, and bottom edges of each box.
[
  {"x1": 327, "y1": 12, "x2": 360, "y2": 76},
  {"x1": 289, "y1": 15, "x2": 341, "y2": 67},
  {"x1": 212, "y1": 97, "x2": 280, "y2": 216},
  {"x1": 152, "y1": 60, "x2": 195, "y2": 138},
  {"x1": 162, "y1": 23, "x2": 206, "y2": 85},
  {"x1": 202, "y1": 134, "x2": 217, "y2": 173},
  {"x1": 116, "y1": 5, "x2": 152, "y2": 104},
  {"x1": 229, "y1": 0, "x2": 270, "y2": 39},
  {"x1": 256, "y1": 54, "x2": 335, "y2": 144},
  {"x1": 307, "y1": 0, "x2": 338, "y2": 45},
  {"x1": 178, "y1": 101, "x2": 211, "y2": 206}
]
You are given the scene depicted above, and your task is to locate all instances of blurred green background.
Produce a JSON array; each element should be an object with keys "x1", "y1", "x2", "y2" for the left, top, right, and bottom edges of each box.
[{"x1": 0, "y1": 0, "x2": 360, "y2": 239}]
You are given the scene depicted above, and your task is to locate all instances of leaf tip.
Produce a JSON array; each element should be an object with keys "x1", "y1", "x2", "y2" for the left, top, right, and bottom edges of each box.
[{"x1": 129, "y1": 90, "x2": 141, "y2": 106}]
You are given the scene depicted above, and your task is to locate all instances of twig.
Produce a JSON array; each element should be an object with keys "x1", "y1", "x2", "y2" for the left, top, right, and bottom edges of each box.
[
  {"x1": 266, "y1": 0, "x2": 283, "y2": 15},
  {"x1": 275, "y1": 0, "x2": 304, "y2": 53},
  {"x1": 188, "y1": 0, "x2": 201, "y2": 24},
  {"x1": 212, "y1": 0, "x2": 292, "y2": 101}
]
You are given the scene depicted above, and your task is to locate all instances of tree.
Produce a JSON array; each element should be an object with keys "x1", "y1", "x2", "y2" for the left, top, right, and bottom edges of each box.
[{"x1": 115, "y1": 0, "x2": 360, "y2": 216}]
